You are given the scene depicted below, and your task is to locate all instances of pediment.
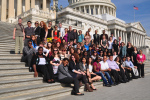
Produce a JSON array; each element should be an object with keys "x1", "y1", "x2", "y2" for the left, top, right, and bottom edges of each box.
[{"x1": 132, "y1": 22, "x2": 146, "y2": 32}]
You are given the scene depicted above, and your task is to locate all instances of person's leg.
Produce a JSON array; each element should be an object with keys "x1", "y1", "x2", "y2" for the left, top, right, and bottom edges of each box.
[
  {"x1": 141, "y1": 64, "x2": 144, "y2": 77},
  {"x1": 125, "y1": 69, "x2": 131, "y2": 80},
  {"x1": 46, "y1": 64, "x2": 55, "y2": 80},
  {"x1": 15, "y1": 37, "x2": 19, "y2": 54},
  {"x1": 110, "y1": 70, "x2": 119, "y2": 83},
  {"x1": 137, "y1": 64, "x2": 141, "y2": 77},
  {"x1": 20, "y1": 37, "x2": 24, "y2": 54},
  {"x1": 105, "y1": 72, "x2": 113, "y2": 85},
  {"x1": 118, "y1": 69, "x2": 127, "y2": 82},
  {"x1": 27, "y1": 54, "x2": 33, "y2": 67},
  {"x1": 95, "y1": 72, "x2": 108, "y2": 85}
]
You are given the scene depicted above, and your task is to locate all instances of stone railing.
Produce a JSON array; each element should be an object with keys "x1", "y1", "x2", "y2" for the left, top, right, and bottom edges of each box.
[
  {"x1": 58, "y1": 7, "x2": 108, "y2": 25},
  {"x1": 108, "y1": 19, "x2": 126, "y2": 27},
  {"x1": 16, "y1": 8, "x2": 54, "y2": 20}
]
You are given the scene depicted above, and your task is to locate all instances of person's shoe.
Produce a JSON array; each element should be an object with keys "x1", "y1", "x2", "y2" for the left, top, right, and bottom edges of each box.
[
  {"x1": 85, "y1": 83, "x2": 93, "y2": 92},
  {"x1": 71, "y1": 91, "x2": 84, "y2": 96},
  {"x1": 120, "y1": 80, "x2": 126, "y2": 83},
  {"x1": 141, "y1": 76, "x2": 144, "y2": 78},
  {"x1": 103, "y1": 84, "x2": 111, "y2": 87},
  {"x1": 138, "y1": 76, "x2": 141, "y2": 78},
  {"x1": 111, "y1": 83, "x2": 116, "y2": 86}
]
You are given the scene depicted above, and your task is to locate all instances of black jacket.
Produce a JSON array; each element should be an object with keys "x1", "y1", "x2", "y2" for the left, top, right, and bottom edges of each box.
[
  {"x1": 93, "y1": 34, "x2": 100, "y2": 44},
  {"x1": 34, "y1": 26, "x2": 41, "y2": 36}
]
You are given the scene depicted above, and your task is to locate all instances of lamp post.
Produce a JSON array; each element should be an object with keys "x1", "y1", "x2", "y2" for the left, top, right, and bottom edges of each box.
[{"x1": 51, "y1": 0, "x2": 63, "y2": 25}]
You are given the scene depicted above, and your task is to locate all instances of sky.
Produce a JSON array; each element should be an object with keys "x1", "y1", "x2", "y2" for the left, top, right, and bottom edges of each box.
[{"x1": 51, "y1": 0, "x2": 150, "y2": 36}]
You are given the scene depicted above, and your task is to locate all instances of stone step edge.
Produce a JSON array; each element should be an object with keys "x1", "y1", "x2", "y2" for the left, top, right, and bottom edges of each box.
[
  {"x1": 0, "y1": 82, "x2": 61, "y2": 95},
  {"x1": 5, "y1": 82, "x2": 102, "y2": 100},
  {"x1": 0, "y1": 77, "x2": 42, "y2": 85},
  {"x1": 0, "y1": 72, "x2": 33, "y2": 77},
  {"x1": 0, "y1": 67, "x2": 28, "y2": 70},
  {"x1": 0, "y1": 62, "x2": 25, "y2": 65}
]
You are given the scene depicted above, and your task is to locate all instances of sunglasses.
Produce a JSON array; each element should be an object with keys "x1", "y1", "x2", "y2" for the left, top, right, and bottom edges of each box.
[
  {"x1": 54, "y1": 50, "x2": 58, "y2": 51},
  {"x1": 62, "y1": 50, "x2": 66, "y2": 52},
  {"x1": 28, "y1": 43, "x2": 32, "y2": 44},
  {"x1": 35, "y1": 23, "x2": 38, "y2": 24}
]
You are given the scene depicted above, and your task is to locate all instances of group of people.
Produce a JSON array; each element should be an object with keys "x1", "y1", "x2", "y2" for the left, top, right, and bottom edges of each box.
[{"x1": 13, "y1": 18, "x2": 146, "y2": 96}]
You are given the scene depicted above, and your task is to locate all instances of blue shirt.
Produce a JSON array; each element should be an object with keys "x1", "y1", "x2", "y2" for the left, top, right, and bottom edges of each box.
[
  {"x1": 31, "y1": 40, "x2": 37, "y2": 49},
  {"x1": 125, "y1": 60, "x2": 134, "y2": 68},
  {"x1": 78, "y1": 34, "x2": 84, "y2": 43},
  {"x1": 84, "y1": 45, "x2": 89, "y2": 51}
]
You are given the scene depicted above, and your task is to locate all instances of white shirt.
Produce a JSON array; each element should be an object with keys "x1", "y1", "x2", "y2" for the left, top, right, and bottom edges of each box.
[
  {"x1": 100, "y1": 61, "x2": 109, "y2": 70},
  {"x1": 112, "y1": 36, "x2": 116, "y2": 41},
  {"x1": 58, "y1": 27, "x2": 65, "y2": 37},
  {"x1": 108, "y1": 41, "x2": 113, "y2": 49},
  {"x1": 89, "y1": 64, "x2": 93, "y2": 73},
  {"x1": 113, "y1": 55, "x2": 118, "y2": 61},
  {"x1": 89, "y1": 31, "x2": 94, "y2": 40},
  {"x1": 38, "y1": 58, "x2": 46, "y2": 65}
]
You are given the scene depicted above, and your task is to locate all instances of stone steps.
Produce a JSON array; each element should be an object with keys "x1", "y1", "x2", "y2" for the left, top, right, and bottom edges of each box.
[
  {"x1": 0, "y1": 67, "x2": 28, "y2": 74},
  {"x1": 0, "y1": 58, "x2": 21, "y2": 63},
  {"x1": 0, "y1": 83, "x2": 62, "y2": 99},
  {"x1": 0, "y1": 77, "x2": 43, "y2": 89},
  {"x1": 0, "y1": 72, "x2": 34, "y2": 81},
  {"x1": 0, "y1": 54, "x2": 22, "y2": 58}
]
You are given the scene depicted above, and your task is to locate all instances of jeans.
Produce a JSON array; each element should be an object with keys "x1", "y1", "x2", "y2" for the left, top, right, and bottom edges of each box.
[{"x1": 95, "y1": 71, "x2": 113, "y2": 85}]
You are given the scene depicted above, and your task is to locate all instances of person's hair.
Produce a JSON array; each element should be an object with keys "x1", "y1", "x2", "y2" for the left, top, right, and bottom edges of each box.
[
  {"x1": 133, "y1": 46, "x2": 138, "y2": 51},
  {"x1": 27, "y1": 21, "x2": 32, "y2": 24},
  {"x1": 28, "y1": 39, "x2": 32, "y2": 42},
  {"x1": 63, "y1": 58, "x2": 69, "y2": 61},
  {"x1": 18, "y1": 18, "x2": 22, "y2": 21},
  {"x1": 70, "y1": 47, "x2": 75, "y2": 54},
  {"x1": 46, "y1": 42, "x2": 52, "y2": 49},
  {"x1": 95, "y1": 57, "x2": 99, "y2": 63},
  {"x1": 38, "y1": 47, "x2": 43, "y2": 51},
  {"x1": 54, "y1": 25, "x2": 58, "y2": 28},
  {"x1": 35, "y1": 21, "x2": 39, "y2": 25},
  {"x1": 113, "y1": 39, "x2": 118, "y2": 44},
  {"x1": 52, "y1": 47, "x2": 60, "y2": 57},
  {"x1": 40, "y1": 21, "x2": 48, "y2": 31},
  {"x1": 39, "y1": 42, "x2": 44, "y2": 45},
  {"x1": 70, "y1": 53, "x2": 79, "y2": 63},
  {"x1": 87, "y1": 57, "x2": 93, "y2": 65},
  {"x1": 31, "y1": 35, "x2": 37, "y2": 45},
  {"x1": 81, "y1": 57, "x2": 86, "y2": 63}
]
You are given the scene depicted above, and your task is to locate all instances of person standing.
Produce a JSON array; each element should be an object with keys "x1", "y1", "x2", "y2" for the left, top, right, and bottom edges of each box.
[
  {"x1": 136, "y1": 50, "x2": 146, "y2": 78},
  {"x1": 93, "y1": 30, "x2": 100, "y2": 45},
  {"x1": 78, "y1": 30, "x2": 84, "y2": 43},
  {"x1": 24, "y1": 21, "x2": 34, "y2": 46},
  {"x1": 47, "y1": 21, "x2": 53, "y2": 43},
  {"x1": 100, "y1": 30, "x2": 108, "y2": 41},
  {"x1": 40, "y1": 21, "x2": 48, "y2": 41},
  {"x1": 67, "y1": 26, "x2": 74, "y2": 43},
  {"x1": 118, "y1": 37, "x2": 122, "y2": 47},
  {"x1": 34, "y1": 21, "x2": 41, "y2": 45},
  {"x1": 119, "y1": 42, "x2": 126, "y2": 58},
  {"x1": 13, "y1": 18, "x2": 25, "y2": 54},
  {"x1": 58, "y1": 23, "x2": 65, "y2": 40},
  {"x1": 88, "y1": 28, "x2": 94, "y2": 44}
]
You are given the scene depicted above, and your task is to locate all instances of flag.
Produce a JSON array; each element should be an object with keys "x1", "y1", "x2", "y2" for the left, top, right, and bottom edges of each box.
[{"x1": 134, "y1": 6, "x2": 139, "y2": 10}]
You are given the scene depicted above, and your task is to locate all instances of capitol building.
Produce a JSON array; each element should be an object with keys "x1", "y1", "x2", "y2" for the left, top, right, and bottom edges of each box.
[{"x1": 0, "y1": 0, "x2": 150, "y2": 49}]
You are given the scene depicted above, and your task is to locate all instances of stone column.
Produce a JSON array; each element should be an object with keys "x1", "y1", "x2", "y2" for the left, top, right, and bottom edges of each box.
[
  {"x1": 89, "y1": 5, "x2": 91, "y2": 15},
  {"x1": 143, "y1": 35, "x2": 145, "y2": 47},
  {"x1": 43, "y1": 0, "x2": 47, "y2": 11},
  {"x1": 114, "y1": 29, "x2": 117, "y2": 38},
  {"x1": 130, "y1": 31, "x2": 133, "y2": 45},
  {"x1": 1, "y1": 0, "x2": 7, "y2": 21},
  {"x1": 140, "y1": 35, "x2": 142, "y2": 47},
  {"x1": 79, "y1": 6, "x2": 81, "y2": 11},
  {"x1": 132, "y1": 32, "x2": 134, "y2": 46},
  {"x1": 25, "y1": 0, "x2": 30, "y2": 11},
  {"x1": 125, "y1": 32, "x2": 127, "y2": 44},
  {"x1": 93, "y1": 5, "x2": 95, "y2": 15},
  {"x1": 120, "y1": 30, "x2": 123, "y2": 41},
  {"x1": 117, "y1": 29, "x2": 119, "y2": 40},
  {"x1": 17, "y1": 0, "x2": 22, "y2": 16},
  {"x1": 103, "y1": 6, "x2": 106, "y2": 14},
  {"x1": 8, "y1": 0, "x2": 15, "y2": 19},
  {"x1": 84, "y1": 6, "x2": 86, "y2": 13},
  {"x1": 31, "y1": 0, "x2": 35, "y2": 8},
  {"x1": 98, "y1": 5, "x2": 100, "y2": 15}
]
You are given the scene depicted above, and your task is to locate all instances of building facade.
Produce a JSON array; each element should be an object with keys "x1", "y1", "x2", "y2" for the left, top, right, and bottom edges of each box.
[{"x1": 0, "y1": 0, "x2": 149, "y2": 48}]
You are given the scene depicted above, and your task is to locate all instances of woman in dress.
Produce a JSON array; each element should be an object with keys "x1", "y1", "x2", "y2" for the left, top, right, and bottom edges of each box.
[
  {"x1": 40, "y1": 21, "x2": 48, "y2": 41},
  {"x1": 47, "y1": 21, "x2": 53, "y2": 42},
  {"x1": 50, "y1": 47, "x2": 62, "y2": 75},
  {"x1": 84, "y1": 31, "x2": 91, "y2": 44},
  {"x1": 107, "y1": 36, "x2": 113, "y2": 53},
  {"x1": 53, "y1": 25, "x2": 61, "y2": 43},
  {"x1": 112, "y1": 39, "x2": 120, "y2": 55},
  {"x1": 63, "y1": 28, "x2": 68, "y2": 42},
  {"x1": 127, "y1": 42, "x2": 134, "y2": 58},
  {"x1": 131, "y1": 47, "x2": 138, "y2": 66},
  {"x1": 100, "y1": 35, "x2": 107, "y2": 52}
]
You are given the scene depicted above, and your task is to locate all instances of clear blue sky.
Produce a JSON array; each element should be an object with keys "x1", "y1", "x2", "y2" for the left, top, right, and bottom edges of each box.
[{"x1": 51, "y1": 0, "x2": 150, "y2": 36}]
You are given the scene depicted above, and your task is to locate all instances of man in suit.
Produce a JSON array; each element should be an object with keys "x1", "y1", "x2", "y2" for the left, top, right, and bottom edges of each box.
[
  {"x1": 34, "y1": 21, "x2": 41, "y2": 45},
  {"x1": 93, "y1": 30, "x2": 100, "y2": 45}
]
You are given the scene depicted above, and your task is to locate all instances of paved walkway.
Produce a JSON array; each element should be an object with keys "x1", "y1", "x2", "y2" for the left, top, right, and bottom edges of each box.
[{"x1": 57, "y1": 73, "x2": 150, "y2": 100}]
